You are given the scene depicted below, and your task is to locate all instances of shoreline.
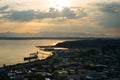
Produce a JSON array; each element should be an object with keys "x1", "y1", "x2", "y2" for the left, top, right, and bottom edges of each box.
[
  {"x1": 0, "y1": 39, "x2": 120, "y2": 80},
  {"x1": 0, "y1": 55, "x2": 53, "y2": 69},
  {"x1": 1, "y1": 38, "x2": 120, "y2": 69}
]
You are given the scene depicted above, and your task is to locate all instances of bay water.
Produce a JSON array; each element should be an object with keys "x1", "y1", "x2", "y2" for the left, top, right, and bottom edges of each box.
[{"x1": 0, "y1": 39, "x2": 65, "y2": 67}]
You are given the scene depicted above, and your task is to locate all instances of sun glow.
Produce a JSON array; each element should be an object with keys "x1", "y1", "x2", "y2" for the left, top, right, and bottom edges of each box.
[{"x1": 50, "y1": 0, "x2": 70, "y2": 10}]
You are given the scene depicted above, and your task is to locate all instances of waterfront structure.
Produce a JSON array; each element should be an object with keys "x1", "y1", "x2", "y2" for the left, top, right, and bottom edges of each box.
[{"x1": 24, "y1": 52, "x2": 39, "y2": 62}]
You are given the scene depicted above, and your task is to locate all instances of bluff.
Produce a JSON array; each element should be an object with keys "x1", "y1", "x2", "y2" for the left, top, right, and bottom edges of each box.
[{"x1": 55, "y1": 39, "x2": 120, "y2": 48}]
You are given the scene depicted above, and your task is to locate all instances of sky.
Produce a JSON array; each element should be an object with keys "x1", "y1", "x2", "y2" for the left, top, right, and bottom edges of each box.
[{"x1": 0, "y1": 0, "x2": 120, "y2": 37}]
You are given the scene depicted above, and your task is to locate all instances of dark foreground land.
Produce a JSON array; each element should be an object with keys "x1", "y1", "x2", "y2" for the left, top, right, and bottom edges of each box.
[
  {"x1": 55, "y1": 38, "x2": 120, "y2": 48},
  {"x1": 0, "y1": 38, "x2": 120, "y2": 80}
]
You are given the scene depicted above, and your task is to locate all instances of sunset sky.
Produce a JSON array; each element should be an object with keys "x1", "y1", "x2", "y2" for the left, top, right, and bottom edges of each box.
[{"x1": 0, "y1": 0, "x2": 120, "y2": 37}]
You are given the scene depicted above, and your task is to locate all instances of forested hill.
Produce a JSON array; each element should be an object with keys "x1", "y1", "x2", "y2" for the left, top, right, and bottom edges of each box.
[{"x1": 55, "y1": 39, "x2": 120, "y2": 48}]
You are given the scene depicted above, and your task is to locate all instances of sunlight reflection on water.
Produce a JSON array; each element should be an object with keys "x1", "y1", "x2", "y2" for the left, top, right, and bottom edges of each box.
[{"x1": 0, "y1": 40, "x2": 65, "y2": 67}]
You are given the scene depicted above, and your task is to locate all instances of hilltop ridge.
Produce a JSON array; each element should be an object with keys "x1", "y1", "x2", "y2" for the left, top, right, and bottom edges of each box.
[{"x1": 55, "y1": 39, "x2": 120, "y2": 48}]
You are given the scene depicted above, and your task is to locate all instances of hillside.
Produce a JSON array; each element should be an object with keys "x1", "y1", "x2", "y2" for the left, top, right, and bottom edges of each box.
[{"x1": 55, "y1": 39, "x2": 120, "y2": 48}]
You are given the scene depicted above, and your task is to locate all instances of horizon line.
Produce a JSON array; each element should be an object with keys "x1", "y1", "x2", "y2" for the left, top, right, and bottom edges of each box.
[{"x1": 0, "y1": 37, "x2": 120, "y2": 40}]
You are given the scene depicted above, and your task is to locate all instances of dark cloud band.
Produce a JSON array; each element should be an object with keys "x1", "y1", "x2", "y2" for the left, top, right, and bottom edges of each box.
[{"x1": 0, "y1": 6, "x2": 87, "y2": 22}]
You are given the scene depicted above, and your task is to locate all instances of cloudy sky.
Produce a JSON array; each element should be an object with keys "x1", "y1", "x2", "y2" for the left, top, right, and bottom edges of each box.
[{"x1": 0, "y1": 0, "x2": 120, "y2": 37}]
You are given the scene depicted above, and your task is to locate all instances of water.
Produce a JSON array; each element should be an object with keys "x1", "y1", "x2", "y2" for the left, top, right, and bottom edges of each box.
[{"x1": 0, "y1": 39, "x2": 65, "y2": 67}]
